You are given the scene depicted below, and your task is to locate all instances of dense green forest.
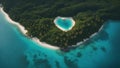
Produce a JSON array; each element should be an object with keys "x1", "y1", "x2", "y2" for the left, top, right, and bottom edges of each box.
[{"x1": 0, "y1": 0, "x2": 120, "y2": 50}]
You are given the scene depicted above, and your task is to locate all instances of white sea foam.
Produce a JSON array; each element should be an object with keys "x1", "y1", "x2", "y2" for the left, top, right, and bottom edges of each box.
[{"x1": 0, "y1": 7, "x2": 59, "y2": 50}]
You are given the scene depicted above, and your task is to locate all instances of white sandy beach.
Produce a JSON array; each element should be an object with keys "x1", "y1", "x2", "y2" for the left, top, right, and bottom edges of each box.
[
  {"x1": 54, "y1": 16, "x2": 75, "y2": 32},
  {"x1": 0, "y1": 8, "x2": 28, "y2": 35},
  {"x1": 0, "y1": 7, "x2": 104, "y2": 49},
  {"x1": 0, "y1": 7, "x2": 59, "y2": 50}
]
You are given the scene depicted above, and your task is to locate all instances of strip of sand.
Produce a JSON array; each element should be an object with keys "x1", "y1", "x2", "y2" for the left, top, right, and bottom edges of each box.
[
  {"x1": 0, "y1": 7, "x2": 59, "y2": 50},
  {"x1": 0, "y1": 7, "x2": 104, "y2": 50}
]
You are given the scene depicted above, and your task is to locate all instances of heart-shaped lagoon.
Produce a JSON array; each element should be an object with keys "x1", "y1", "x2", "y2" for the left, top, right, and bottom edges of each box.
[{"x1": 54, "y1": 16, "x2": 75, "y2": 32}]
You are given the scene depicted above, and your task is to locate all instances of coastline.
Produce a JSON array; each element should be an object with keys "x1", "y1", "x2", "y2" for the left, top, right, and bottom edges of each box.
[
  {"x1": 70, "y1": 24, "x2": 104, "y2": 47},
  {"x1": 0, "y1": 8, "x2": 28, "y2": 36},
  {"x1": 0, "y1": 7, "x2": 59, "y2": 50},
  {"x1": 0, "y1": 7, "x2": 104, "y2": 51}
]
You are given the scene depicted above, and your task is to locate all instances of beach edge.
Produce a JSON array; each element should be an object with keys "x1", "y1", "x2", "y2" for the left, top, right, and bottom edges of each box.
[{"x1": 0, "y1": 7, "x2": 60, "y2": 50}]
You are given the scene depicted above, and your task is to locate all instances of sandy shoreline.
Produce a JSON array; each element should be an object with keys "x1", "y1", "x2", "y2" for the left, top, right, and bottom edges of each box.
[
  {"x1": 0, "y1": 7, "x2": 59, "y2": 50},
  {"x1": 0, "y1": 8, "x2": 28, "y2": 35},
  {"x1": 0, "y1": 7, "x2": 104, "y2": 50}
]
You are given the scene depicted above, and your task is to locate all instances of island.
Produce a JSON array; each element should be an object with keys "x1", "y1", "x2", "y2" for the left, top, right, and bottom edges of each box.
[{"x1": 1, "y1": 0, "x2": 120, "y2": 51}]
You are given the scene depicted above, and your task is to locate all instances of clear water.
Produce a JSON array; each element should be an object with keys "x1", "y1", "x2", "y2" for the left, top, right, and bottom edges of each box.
[
  {"x1": 0, "y1": 10, "x2": 120, "y2": 68},
  {"x1": 54, "y1": 17, "x2": 73, "y2": 31}
]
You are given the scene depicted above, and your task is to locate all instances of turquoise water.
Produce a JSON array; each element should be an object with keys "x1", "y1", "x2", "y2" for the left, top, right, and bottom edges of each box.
[
  {"x1": 54, "y1": 17, "x2": 74, "y2": 31},
  {"x1": 0, "y1": 10, "x2": 120, "y2": 68}
]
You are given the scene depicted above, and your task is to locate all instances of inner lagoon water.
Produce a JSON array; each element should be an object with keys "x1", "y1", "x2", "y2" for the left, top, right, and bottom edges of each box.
[
  {"x1": 0, "y1": 10, "x2": 120, "y2": 68},
  {"x1": 54, "y1": 17, "x2": 74, "y2": 31}
]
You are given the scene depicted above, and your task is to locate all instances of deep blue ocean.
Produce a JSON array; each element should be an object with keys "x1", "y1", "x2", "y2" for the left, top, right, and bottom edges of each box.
[{"x1": 0, "y1": 9, "x2": 120, "y2": 68}]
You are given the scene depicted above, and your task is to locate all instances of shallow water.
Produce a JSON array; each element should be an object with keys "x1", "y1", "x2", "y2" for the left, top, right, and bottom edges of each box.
[
  {"x1": 54, "y1": 17, "x2": 74, "y2": 31},
  {"x1": 0, "y1": 10, "x2": 120, "y2": 68}
]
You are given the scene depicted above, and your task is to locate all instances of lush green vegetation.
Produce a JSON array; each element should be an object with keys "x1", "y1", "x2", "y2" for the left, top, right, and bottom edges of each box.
[{"x1": 1, "y1": 0, "x2": 120, "y2": 49}]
